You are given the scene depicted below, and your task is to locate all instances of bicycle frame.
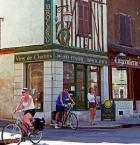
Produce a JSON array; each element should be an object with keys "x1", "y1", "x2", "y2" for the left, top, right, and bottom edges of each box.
[
  {"x1": 2, "y1": 111, "x2": 43, "y2": 145},
  {"x1": 59, "y1": 103, "x2": 74, "y2": 124}
]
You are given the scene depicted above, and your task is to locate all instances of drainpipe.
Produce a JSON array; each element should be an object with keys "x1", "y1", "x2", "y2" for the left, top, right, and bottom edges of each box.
[{"x1": 51, "y1": 61, "x2": 54, "y2": 123}]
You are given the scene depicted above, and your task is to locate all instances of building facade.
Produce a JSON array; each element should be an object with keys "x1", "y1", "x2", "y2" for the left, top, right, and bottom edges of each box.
[
  {"x1": 108, "y1": 0, "x2": 140, "y2": 118},
  {"x1": 0, "y1": 0, "x2": 108, "y2": 122}
]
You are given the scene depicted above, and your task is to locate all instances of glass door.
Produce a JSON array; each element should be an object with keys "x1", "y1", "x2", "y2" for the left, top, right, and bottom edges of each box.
[{"x1": 76, "y1": 64, "x2": 85, "y2": 110}]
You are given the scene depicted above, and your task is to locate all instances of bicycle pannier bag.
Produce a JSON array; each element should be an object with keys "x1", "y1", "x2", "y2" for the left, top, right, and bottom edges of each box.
[{"x1": 33, "y1": 118, "x2": 45, "y2": 131}]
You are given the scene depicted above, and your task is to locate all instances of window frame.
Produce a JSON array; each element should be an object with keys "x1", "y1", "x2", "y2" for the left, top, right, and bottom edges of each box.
[{"x1": 63, "y1": 62, "x2": 101, "y2": 110}]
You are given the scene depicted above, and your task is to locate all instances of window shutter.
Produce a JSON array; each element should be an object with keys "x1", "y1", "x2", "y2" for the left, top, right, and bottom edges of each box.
[
  {"x1": 125, "y1": 15, "x2": 132, "y2": 46},
  {"x1": 114, "y1": 13, "x2": 120, "y2": 44},
  {"x1": 119, "y1": 14, "x2": 126, "y2": 45},
  {"x1": 78, "y1": 0, "x2": 91, "y2": 36},
  {"x1": 78, "y1": 2, "x2": 84, "y2": 35},
  {"x1": 131, "y1": 18, "x2": 135, "y2": 47},
  {"x1": 84, "y1": 4, "x2": 91, "y2": 35},
  {"x1": 119, "y1": 13, "x2": 132, "y2": 46}
]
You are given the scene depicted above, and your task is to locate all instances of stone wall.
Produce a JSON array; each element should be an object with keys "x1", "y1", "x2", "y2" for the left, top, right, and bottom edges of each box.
[
  {"x1": 115, "y1": 101, "x2": 133, "y2": 119},
  {"x1": 43, "y1": 61, "x2": 63, "y2": 123},
  {"x1": 0, "y1": 54, "x2": 14, "y2": 119}
]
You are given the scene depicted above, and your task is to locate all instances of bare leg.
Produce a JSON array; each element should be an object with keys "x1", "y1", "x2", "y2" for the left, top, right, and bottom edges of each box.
[
  {"x1": 89, "y1": 108, "x2": 96, "y2": 126},
  {"x1": 55, "y1": 112, "x2": 60, "y2": 124},
  {"x1": 23, "y1": 113, "x2": 32, "y2": 127}
]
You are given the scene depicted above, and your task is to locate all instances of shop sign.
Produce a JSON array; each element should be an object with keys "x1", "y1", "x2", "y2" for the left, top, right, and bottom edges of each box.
[
  {"x1": 54, "y1": 52, "x2": 108, "y2": 65},
  {"x1": 101, "y1": 100, "x2": 116, "y2": 121},
  {"x1": 114, "y1": 55, "x2": 139, "y2": 68},
  {"x1": 15, "y1": 52, "x2": 53, "y2": 63},
  {"x1": 15, "y1": 52, "x2": 108, "y2": 66}
]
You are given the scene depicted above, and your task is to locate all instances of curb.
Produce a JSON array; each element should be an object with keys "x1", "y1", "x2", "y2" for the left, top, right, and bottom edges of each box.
[
  {"x1": 120, "y1": 123, "x2": 140, "y2": 128},
  {"x1": 46, "y1": 123, "x2": 140, "y2": 129}
]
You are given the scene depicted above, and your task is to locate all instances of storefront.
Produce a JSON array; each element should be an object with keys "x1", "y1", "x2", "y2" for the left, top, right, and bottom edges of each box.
[
  {"x1": 109, "y1": 45, "x2": 140, "y2": 117},
  {"x1": 14, "y1": 47, "x2": 108, "y2": 122}
]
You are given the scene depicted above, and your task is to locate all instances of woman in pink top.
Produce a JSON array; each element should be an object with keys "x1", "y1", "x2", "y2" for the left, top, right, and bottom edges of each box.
[{"x1": 87, "y1": 87, "x2": 96, "y2": 127}]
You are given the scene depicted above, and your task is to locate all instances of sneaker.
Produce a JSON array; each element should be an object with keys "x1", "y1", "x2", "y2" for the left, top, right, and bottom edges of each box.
[
  {"x1": 55, "y1": 124, "x2": 60, "y2": 129},
  {"x1": 21, "y1": 137, "x2": 26, "y2": 142}
]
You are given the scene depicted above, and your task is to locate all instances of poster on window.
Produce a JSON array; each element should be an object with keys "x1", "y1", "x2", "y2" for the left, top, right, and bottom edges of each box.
[
  {"x1": 113, "y1": 88, "x2": 119, "y2": 98},
  {"x1": 119, "y1": 87, "x2": 127, "y2": 98}
]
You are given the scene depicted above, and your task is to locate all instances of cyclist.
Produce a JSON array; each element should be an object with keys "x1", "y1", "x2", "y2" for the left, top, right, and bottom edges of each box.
[
  {"x1": 55, "y1": 88, "x2": 75, "y2": 128},
  {"x1": 15, "y1": 88, "x2": 36, "y2": 130}
]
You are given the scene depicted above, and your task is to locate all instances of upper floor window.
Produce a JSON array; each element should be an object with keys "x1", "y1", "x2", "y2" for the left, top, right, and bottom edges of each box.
[
  {"x1": 78, "y1": 0, "x2": 91, "y2": 37},
  {"x1": 120, "y1": 13, "x2": 132, "y2": 46},
  {"x1": 115, "y1": 13, "x2": 135, "y2": 47}
]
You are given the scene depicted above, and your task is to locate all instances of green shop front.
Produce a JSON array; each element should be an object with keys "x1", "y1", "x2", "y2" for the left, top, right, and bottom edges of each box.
[{"x1": 14, "y1": 46, "x2": 108, "y2": 122}]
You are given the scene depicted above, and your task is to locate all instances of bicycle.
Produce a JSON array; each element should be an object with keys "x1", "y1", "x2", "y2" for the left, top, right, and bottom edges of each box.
[
  {"x1": 1, "y1": 110, "x2": 45, "y2": 145},
  {"x1": 57, "y1": 103, "x2": 78, "y2": 130}
]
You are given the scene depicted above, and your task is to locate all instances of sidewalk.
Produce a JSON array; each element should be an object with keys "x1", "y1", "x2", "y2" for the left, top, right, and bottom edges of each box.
[
  {"x1": 78, "y1": 117, "x2": 140, "y2": 129},
  {"x1": 48, "y1": 116, "x2": 140, "y2": 129},
  {"x1": 0, "y1": 117, "x2": 140, "y2": 129}
]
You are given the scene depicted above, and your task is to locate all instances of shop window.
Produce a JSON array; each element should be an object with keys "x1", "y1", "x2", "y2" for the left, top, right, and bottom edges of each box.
[
  {"x1": 63, "y1": 63, "x2": 74, "y2": 91},
  {"x1": 26, "y1": 62, "x2": 44, "y2": 111},
  {"x1": 112, "y1": 68, "x2": 128, "y2": 99},
  {"x1": 88, "y1": 66, "x2": 101, "y2": 108},
  {"x1": 63, "y1": 63, "x2": 101, "y2": 110},
  {"x1": 76, "y1": 64, "x2": 85, "y2": 109}
]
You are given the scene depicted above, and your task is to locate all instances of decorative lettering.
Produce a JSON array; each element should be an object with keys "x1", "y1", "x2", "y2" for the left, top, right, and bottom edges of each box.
[
  {"x1": 15, "y1": 52, "x2": 108, "y2": 66},
  {"x1": 114, "y1": 56, "x2": 139, "y2": 67}
]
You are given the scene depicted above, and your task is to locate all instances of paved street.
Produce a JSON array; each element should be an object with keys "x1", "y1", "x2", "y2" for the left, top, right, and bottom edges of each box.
[{"x1": 3, "y1": 127, "x2": 140, "y2": 145}]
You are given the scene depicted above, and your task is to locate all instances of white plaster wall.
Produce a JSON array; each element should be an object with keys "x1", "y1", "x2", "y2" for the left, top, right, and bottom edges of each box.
[
  {"x1": 0, "y1": 54, "x2": 14, "y2": 119},
  {"x1": 101, "y1": 66, "x2": 109, "y2": 103},
  {"x1": 115, "y1": 101, "x2": 133, "y2": 119},
  {"x1": 0, "y1": 0, "x2": 44, "y2": 48},
  {"x1": 103, "y1": 0, "x2": 108, "y2": 52},
  {"x1": 14, "y1": 63, "x2": 25, "y2": 110}
]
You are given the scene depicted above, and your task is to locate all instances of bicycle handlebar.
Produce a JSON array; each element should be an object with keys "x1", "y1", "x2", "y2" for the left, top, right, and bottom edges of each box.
[
  {"x1": 63, "y1": 103, "x2": 75, "y2": 110},
  {"x1": 13, "y1": 110, "x2": 24, "y2": 120}
]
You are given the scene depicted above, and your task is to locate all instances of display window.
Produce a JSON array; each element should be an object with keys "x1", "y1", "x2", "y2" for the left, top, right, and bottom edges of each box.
[
  {"x1": 26, "y1": 62, "x2": 44, "y2": 111},
  {"x1": 112, "y1": 67, "x2": 128, "y2": 99},
  {"x1": 63, "y1": 63, "x2": 101, "y2": 110}
]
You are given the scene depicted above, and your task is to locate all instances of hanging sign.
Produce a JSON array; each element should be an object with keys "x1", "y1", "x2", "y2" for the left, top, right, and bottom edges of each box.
[{"x1": 101, "y1": 100, "x2": 116, "y2": 121}]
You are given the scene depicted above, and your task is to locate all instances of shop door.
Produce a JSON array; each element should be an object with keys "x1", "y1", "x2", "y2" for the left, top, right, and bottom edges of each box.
[
  {"x1": 133, "y1": 68, "x2": 140, "y2": 110},
  {"x1": 76, "y1": 64, "x2": 85, "y2": 110}
]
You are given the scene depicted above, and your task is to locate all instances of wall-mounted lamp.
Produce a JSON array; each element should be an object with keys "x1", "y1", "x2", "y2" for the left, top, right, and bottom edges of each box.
[
  {"x1": 119, "y1": 52, "x2": 126, "y2": 57},
  {"x1": 55, "y1": 5, "x2": 72, "y2": 23}
]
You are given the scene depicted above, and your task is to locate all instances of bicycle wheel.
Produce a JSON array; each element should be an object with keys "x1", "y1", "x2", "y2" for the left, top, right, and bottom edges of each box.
[
  {"x1": 1, "y1": 123, "x2": 22, "y2": 145},
  {"x1": 68, "y1": 113, "x2": 78, "y2": 130},
  {"x1": 29, "y1": 130, "x2": 43, "y2": 144}
]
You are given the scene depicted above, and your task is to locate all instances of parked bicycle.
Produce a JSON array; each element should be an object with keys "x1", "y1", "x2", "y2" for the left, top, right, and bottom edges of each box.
[
  {"x1": 52, "y1": 102, "x2": 78, "y2": 130},
  {"x1": 1, "y1": 110, "x2": 45, "y2": 145}
]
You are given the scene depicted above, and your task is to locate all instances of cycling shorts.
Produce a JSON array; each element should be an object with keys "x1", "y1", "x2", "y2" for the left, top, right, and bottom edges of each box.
[{"x1": 24, "y1": 109, "x2": 36, "y2": 117}]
